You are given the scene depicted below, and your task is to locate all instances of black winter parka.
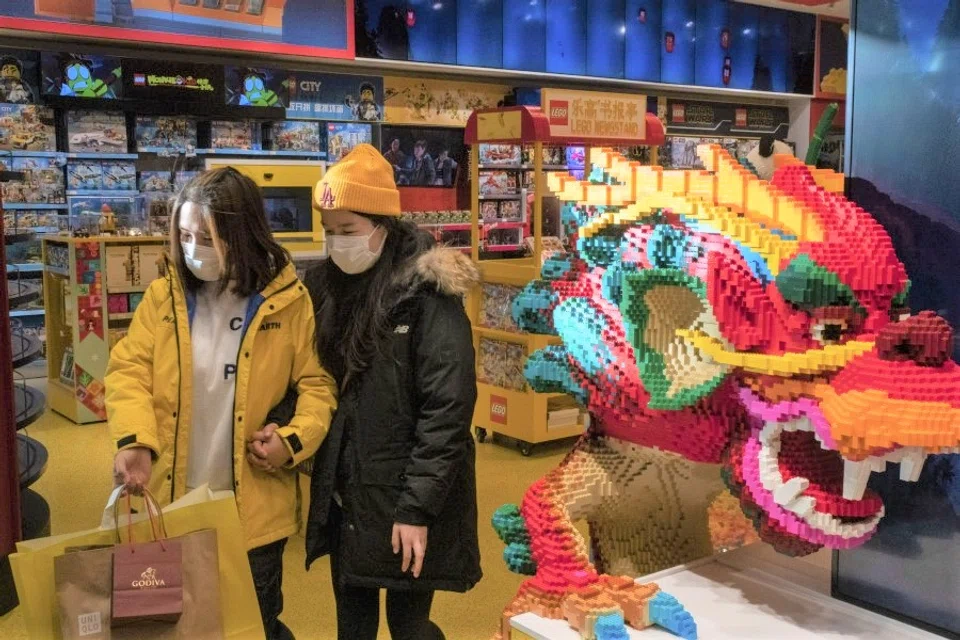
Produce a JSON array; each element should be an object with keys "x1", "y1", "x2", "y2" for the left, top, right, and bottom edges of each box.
[{"x1": 272, "y1": 245, "x2": 481, "y2": 593}]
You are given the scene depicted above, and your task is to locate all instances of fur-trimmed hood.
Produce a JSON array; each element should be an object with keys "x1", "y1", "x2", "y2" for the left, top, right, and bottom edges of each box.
[{"x1": 402, "y1": 245, "x2": 480, "y2": 297}]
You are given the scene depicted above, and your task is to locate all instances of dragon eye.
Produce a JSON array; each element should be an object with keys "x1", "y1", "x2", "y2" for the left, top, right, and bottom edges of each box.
[{"x1": 812, "y1": 321, "x2": 847, "y2": 345}]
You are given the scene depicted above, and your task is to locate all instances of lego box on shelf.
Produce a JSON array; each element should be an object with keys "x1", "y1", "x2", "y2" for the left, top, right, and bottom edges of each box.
[
  {"x1": 66, "y1": 110, "x2": 128, "y2": 153},
  {"x1": 102, "y1": 161, "x2": 136, "y2": 191},
  {"x1": 211, "y1": 120, "x2": 259, "y2": 150},
  {"x1": 139, "y1": 171, "x2": 173, "y2": 193},
  {"x1": 326, "y1": 122, "x2": 371, "y2": 162},
  {"x1": 135, "y1": 116, "x2": 197, "y2": 153},
  {"x1": 2, "y1": 156, "x2": 65, "y2": 204},
  {"x1": 0, "y1": 103, "x2": 56, "y2": 151},
  {"x1": 479, "y1": 144, "x2": 521, "y2": 166},
  {"x1": 479, "y1": 170, "x2": 517, "y2": 196},
  {"x1": 66, "y1": 161, "x2": 103, "y2": 191},
  {"x1": 270, "y1": 120, "x2": 321, "y2": 153}
]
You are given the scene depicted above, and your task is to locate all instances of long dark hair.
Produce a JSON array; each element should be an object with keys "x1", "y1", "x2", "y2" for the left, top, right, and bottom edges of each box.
[
  {"x1": 314, "y1": 215, "x2": 431, "y2": 390},
  {"x1": 170, "y1": 167, "x2": 290, "y2": 297}
]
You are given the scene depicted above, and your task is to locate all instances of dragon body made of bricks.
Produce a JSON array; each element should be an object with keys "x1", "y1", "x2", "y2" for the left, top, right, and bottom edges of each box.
[{"x1": 492, "y1": 145, "x2": 960, "y2": 640}]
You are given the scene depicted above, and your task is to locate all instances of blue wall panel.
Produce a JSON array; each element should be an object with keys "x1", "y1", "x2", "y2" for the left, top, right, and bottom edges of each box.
[
  {"x1": 694, "y1": 0, "x2": 728, "y2": 88},
  {"x1": 546, "y1": 0, "x2": 588, "y2": 76},
  {"x1": 503, "y1": 0, "x2": 547, "y2": 71},
  {"x1": 407, "y1": 0, "x2": 458, "y2": 64},
  {"x1": 756, "y1": 7, "x2": 790, "y2": 92},
  {"x1": 727, "y1": 2, "x2": 760, "y2": 90},
  {"x1": 458, "y1": 0, "x2": 503, "y2": 68},
  {"x1": 587, "y1": 0, "x2": 627, "y2": 78},
  {"x1": 625, "y1": 0, "x2": 662, "y2": 81},
  {"x1": 661, "y1": 0, "x2": 696, "y2": 85}
]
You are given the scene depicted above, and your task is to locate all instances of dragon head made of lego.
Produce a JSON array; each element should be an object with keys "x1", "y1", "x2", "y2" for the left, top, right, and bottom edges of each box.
[{"x1": 514, "y1": 145, "x2": 960, "y2": 555}]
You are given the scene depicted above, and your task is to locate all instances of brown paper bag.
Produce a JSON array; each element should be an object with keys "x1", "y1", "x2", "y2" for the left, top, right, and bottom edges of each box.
[
  {"x1": 112, "y1": 539, "x2": 183, "y2": 625},
  {"x1": 55, "y1": 528, "x2": 222, "y2": 639}
]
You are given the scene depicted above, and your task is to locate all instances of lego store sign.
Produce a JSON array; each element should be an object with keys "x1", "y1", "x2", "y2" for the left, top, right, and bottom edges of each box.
[
  {"x1": 541, "y1": 89, "x2": 647, "y2": 142},
  {"x1": 665, "y1": 99, "x2": 789, "y2": 138},
  {"x1": 490, "y1": 395, "x2": 508, "y2": 425}
]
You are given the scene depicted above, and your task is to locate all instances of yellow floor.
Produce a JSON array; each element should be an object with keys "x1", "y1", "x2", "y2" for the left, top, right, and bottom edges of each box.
[{"x1": 1, "y1": 409, "x2": 572, "y2": 640}]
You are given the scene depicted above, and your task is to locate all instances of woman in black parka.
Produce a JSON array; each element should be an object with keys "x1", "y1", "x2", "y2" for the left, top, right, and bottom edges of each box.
[{"x1": 259, "y1": 145, "x2": 481, "y2": 640}]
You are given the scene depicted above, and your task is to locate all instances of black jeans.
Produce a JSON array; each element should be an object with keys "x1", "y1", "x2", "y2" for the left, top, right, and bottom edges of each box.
[
  {"x1": 248, "y1": 538, "x2": 295, "y2": 640},
  {"x1": 329, "y1": 508, "x2": 444, "y2": 640}
]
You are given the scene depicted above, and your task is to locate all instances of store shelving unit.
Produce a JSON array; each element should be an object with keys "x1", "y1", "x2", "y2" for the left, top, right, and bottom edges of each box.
[
  {"x1": 43, "y1": 235, "x2": 167, "y2": 424},
  {"x1": 463, "y1": 104, "x2": 666, "y2": 455}
]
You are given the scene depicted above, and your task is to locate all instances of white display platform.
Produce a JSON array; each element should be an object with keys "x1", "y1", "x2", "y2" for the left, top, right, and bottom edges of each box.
[{"x1": 511, "y1": 543, "x2": 939, "y2": 640}]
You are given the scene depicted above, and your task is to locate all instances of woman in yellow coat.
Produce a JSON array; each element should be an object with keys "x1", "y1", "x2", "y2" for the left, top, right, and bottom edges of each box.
[{"x1": 105, "y1": 168, "x2": 337, "y2": 639}]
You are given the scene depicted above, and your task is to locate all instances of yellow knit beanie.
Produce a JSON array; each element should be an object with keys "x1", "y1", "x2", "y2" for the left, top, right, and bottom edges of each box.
[{"x1": 314, "y1": 143, "x2": 401, "y2": 216}]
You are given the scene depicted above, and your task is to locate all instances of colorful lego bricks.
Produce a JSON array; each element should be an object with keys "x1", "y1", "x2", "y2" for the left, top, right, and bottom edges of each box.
[{"x1": 493, "y1": 145, "x2": 960, "y2": 639}]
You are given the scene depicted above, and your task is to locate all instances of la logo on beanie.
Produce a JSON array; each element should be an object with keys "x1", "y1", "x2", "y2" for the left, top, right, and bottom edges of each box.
[{"x1": 319, "y1": 184, "x2": 336, "y2": 208}]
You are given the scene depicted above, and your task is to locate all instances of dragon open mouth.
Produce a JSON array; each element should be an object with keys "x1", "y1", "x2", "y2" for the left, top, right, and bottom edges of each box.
[{"x1": 729, "y1": 388, "x2": 934, "y2": 551}]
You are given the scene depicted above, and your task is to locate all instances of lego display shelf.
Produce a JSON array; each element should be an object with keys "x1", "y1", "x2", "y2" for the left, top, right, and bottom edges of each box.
[
  {"x1": 42, "y1": 236, "x2": 168, "y2": 424},
  {"x1": 509, "y1": 545, "x2": 941, "y2": 640},
  {"x1": 463, "y1": 102, "x2": 665, "y2": 456}
]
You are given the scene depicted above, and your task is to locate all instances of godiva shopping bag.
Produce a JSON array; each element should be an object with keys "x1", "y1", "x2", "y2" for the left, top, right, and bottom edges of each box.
[{"x1": 12, "y1": 485, "x2": 262, "y2": 639}]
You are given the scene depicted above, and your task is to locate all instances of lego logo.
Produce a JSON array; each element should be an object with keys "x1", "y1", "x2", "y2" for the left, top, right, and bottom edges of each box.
[
  {"x1": 491, "y1": 395, "x2": 508, "y2": 424},
  {"x1": 672, "y1": 104, "x2": 685, "y2": 123},
  {"x1": 133, "y1": 73, "x2": 146, "y2": 86},
  {"x1": 549, "y1": 101, "x2": 569, "y2": 126}
]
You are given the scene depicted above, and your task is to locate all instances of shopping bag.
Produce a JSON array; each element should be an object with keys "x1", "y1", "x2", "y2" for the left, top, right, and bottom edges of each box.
[
  {"x1": 12, "y1": 485, "x2": 262, "y2": 639},
  {"x1": 109, "y1": 492, "x2": 183, "y2": 626}
]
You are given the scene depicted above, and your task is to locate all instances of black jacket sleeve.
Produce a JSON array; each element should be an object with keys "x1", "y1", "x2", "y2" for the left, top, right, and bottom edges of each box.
[{"x1": 394, "y1": 293, "x2": 477, "y2": 526}]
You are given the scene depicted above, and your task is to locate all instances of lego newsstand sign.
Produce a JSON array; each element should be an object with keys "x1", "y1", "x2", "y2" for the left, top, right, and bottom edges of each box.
[{"x1": 541, "y1": 89, "x2": 647, "y2": 142}]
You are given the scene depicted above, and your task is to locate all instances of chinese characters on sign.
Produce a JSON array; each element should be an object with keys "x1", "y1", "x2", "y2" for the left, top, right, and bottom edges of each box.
[{"x1": 541, "y1": 89, "x2": 648, "y2": 142}]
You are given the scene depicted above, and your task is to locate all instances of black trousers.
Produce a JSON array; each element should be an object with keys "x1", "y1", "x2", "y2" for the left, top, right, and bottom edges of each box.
[
  {"x1": 248, "y1": 538, "x2": 295, "y2": 640},
  {"x1": 329, "y1": 507, "x2": 445, "y2": 640}
]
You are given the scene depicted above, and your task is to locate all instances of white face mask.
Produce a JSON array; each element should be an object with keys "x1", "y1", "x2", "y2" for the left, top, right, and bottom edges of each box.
[
  {"x1": 181, "y1": 242, "x2": 221, "y2": 282},
  {"x1": 327, "y1": 229, "x2": 385, "y2": 275}
]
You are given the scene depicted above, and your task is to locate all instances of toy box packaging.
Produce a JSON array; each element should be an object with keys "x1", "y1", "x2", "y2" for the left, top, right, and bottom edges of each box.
[
  {"x1": 211, "y1": 120, "x2": 259, "y2": 150},
  {"x1": 107, "y1": 293, "x2": 129, "y2": 314},
  {"x1": 135, "y1": 116, "x2": 197, "y2": 153},
  {"x1": 141, "y1": 193, "x2": 172, "y2": 236},
  {"x1": 66, "y1": 161, "x2": 104, "y2": 191},
  {"x1": 139, "y1": 171, "x2": 173, "y2": 193},
  {"x1": 138, "y1": 244, "x2": 165, "y2": 283},
  {"x1": 0, "y1": 103, "x2": 56, "y2": 152},
  {"x1": 326, "y1": 123, "x2": 371, "y2": 162},
  {"x1": 4, "y1": 157, "x2": 65, "y2": 204},
  {"x1": 174, "y1": 171, "x2": 199, "y2": 192},
  {"x1": 66, "y1": 110, "x2": 128, "y2": 153},
  {"x1": 271, "y1": 121, "x2": 321, "y2": 154},
  {"x1": 102, "y1": 161, "x2": 137, "y2": 191},
  {"x1": 479, "y1": 144, "x2": 521, "y2": 166}
]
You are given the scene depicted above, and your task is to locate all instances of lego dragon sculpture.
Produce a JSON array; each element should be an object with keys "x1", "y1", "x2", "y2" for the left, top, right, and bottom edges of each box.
[{"x1": 493, "y1": 145, "x2": 960, "y2": 640}]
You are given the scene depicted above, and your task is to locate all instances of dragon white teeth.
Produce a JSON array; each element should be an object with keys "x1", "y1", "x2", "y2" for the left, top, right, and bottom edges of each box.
[
  {"x1": 843, "y1": 459, "x2": 873, "y2": 501},
  {"x1": 785, "y1": 495, "x2": 817, "y2": 517},
  {"x1": 774, "y1": 476, "x2": 810, "y2": 506},
  {"x1": 898, "y1": 447, "x2": 927, "y2": 482}
]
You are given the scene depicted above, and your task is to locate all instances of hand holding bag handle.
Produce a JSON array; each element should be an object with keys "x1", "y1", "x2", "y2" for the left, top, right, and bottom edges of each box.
[{"x1": 113, "y1": 487, "x2": 169, "y2": 546}]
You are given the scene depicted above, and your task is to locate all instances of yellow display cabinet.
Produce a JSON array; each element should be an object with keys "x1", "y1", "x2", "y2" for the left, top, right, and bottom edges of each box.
[
  {"x1": 203, "y1": 158, "x2": 326, "y2": 256},
  {"x1": 463, "y1": 96, "x2": 666, "y2": 455},
  {"x1": 43, "y1": 236, "x2": 168, "y2": 424}
]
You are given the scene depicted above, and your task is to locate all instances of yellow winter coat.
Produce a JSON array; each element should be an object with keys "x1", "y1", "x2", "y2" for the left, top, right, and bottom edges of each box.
[{"x1": 105, "y1": 262, "x2": 337, "y2": 549}]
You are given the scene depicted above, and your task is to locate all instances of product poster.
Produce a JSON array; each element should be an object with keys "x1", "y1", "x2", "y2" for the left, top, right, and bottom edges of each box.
[
  {"x1": 41, "y1": 52, "x2": 123, "y2": 99},
  {"x1": 326, "y1": 123, "x2": 372, "y2": 163},
  {"x1": 225, "y1": 66, "x2": 289, "y2": 108},
  {"x1": 0, "y1": 49, "x2": 40, "y2": 104},
  {"x1": 384, "y1": 76, "x2": 509, "y2": 126},
  {"x1": 287, "y1": 72, "x2": 383, "y2": 122},
  {"x1": 0, "y1": 1, "x2": 352, "y2": 60},
  {"x1": 380, "y1": 125, "x2": 465, "y2": 187}
]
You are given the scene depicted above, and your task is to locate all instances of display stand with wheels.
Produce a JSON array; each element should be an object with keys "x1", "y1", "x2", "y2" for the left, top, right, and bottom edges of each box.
[{"x1": 464, "y1": 95, "x2": 665, "y2": 455}]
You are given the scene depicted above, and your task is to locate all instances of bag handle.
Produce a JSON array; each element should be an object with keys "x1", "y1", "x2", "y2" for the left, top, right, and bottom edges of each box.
[{"x1": 114, "y1": 488, "x2": 169, "y2": 550}]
